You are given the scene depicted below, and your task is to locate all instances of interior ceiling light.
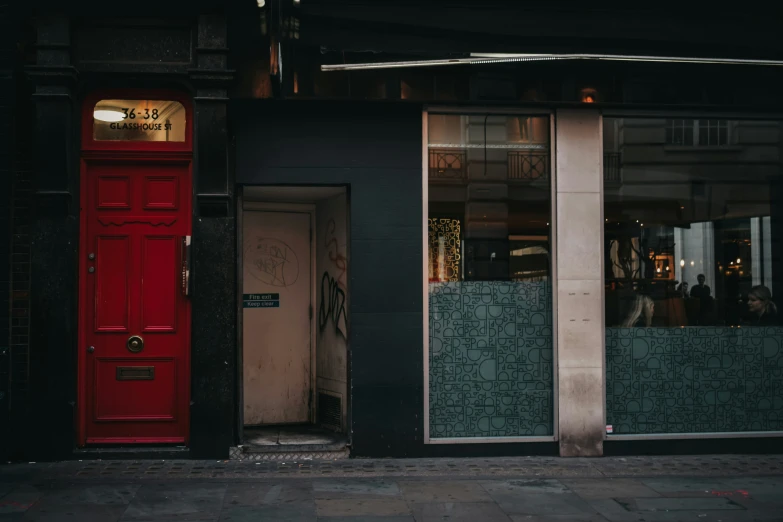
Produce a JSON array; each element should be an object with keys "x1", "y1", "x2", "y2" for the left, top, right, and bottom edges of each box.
[
  {"x1": 321, "y1": 52, "x2": 783, "y2": 71},
  {"x1": 93, "y1": 109, "x2": 125, "y2": 122}
]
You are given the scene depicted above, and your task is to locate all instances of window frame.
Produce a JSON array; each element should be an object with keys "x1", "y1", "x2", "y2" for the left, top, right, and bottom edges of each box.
[
  {"x1": 665, "y1": 118, "x2": 731, "y2": 147},
  {"x1": 603, "y1": 111, "x2": 783, "y2": 441},
  {"x1": 422, "y1": 107, "x2": 559, "y2": 444}
]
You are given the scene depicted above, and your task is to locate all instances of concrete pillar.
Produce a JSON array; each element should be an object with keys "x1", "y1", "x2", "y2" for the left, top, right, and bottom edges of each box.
[{"x1": 555, "y1": 110, "x2": 605, "y2": 457}]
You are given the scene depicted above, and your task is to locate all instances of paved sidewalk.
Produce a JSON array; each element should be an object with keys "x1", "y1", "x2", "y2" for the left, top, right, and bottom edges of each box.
[{"x1": 1, "y1": 456, "x2": 782, "y2": 521}]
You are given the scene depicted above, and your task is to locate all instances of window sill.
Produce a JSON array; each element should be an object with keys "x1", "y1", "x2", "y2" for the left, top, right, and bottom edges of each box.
[{"x1": 663, "y1": 145, "x2": 743, "y2": 153}]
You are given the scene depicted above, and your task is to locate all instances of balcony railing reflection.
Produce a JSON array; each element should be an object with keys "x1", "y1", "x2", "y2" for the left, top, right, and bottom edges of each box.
[
  {"x1": 428, "y1": 149, "x2": 467, "y2": 181},
  {"x1": 507, "y1": 150, "x2": 549, "y2": 182},
  {"x1": 428, "y1": 149, "x2": 550, "y2": 182}
]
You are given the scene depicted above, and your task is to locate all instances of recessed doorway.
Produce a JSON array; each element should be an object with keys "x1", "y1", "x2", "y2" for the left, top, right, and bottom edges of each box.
[{"x1": 238, "y1": 186, "x2": 349, "y2": 457}]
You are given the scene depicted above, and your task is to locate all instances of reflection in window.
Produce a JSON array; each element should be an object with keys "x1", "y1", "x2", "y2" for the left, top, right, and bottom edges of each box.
[
  {"x1": 605, "y1": 117, "x2": 783, "y2": 435},
  {"x1": 93, "y1": 99, "x2": 187, "y2": 142},
  {"x1": 428, "y1": 114, "x2": 553, "y2": 439},
  {"x1": 665, "y1": 118, "x2": 729, "y2": 146}
]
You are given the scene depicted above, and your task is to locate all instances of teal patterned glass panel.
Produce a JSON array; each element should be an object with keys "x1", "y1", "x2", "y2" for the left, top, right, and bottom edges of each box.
[
  {"x1": 606, "y1": 327, "x2": 783, "y2": 434},
  {"x1": 429, "y1": 281, "x2": 554, "y2": 438}
]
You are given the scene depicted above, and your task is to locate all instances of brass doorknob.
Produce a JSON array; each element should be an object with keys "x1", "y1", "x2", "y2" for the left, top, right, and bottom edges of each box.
[{"x1": 127, "y1": 335, "x2": 144, "y2": 353}]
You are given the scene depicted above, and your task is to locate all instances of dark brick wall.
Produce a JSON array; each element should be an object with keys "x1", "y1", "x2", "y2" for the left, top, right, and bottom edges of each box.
[
  {"x1": 0, "y1": 1, "x2": 14, "y2": 461},
  {"x1": 10, "y1": 92, "x2": 33, "y2": 457},
  {"x1": 2, "y1": 7, "x2": 33, "y2": 461}
]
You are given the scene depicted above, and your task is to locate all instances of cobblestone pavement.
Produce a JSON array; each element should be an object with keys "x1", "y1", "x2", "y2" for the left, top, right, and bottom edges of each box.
[{"x1": 1, "y1": 456, "x2": 782, "y2": 520}]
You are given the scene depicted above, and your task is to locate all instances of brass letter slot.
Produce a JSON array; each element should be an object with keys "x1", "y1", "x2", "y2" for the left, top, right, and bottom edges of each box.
[{"x1": 116, "y1": 366, "x2": 155, "y2": 381}]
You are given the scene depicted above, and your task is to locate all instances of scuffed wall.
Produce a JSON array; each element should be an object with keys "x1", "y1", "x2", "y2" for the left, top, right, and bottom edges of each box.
[{"x1": 316, "y1": 192, "x2": 349, "y2": 431}]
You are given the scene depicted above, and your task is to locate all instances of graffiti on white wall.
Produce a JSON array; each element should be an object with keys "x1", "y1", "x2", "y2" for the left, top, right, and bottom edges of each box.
[{"x1": 319, "y1": 218, "x2": 348, "y2": 339}]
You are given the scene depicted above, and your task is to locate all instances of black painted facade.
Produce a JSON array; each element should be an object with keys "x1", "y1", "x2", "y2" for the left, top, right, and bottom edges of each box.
[
  {"x1": 0, "y1": 1, "x2": 14, "y2": 464},
  {"x1": 5, "y1": 2, "x2": 783, "y2": 460}
]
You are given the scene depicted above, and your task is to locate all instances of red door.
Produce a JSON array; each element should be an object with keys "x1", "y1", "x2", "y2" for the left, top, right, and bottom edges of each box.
[{"x1": 80, "y1": 159, "x2": 191, "y2": 444}]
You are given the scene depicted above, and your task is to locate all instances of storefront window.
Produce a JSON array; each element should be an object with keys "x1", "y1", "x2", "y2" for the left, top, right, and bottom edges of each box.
[
  {"x1": 604, "y1": 117, "x2": 783, "y2": 435},
  {"x1": 428, "y1": 113, "x2": 553, "y2": 438}
]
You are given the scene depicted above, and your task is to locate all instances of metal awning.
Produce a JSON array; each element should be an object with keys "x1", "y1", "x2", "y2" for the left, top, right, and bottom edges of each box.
[{"x1": 322, "y1": 53, "x2": 783, "y2": 71}]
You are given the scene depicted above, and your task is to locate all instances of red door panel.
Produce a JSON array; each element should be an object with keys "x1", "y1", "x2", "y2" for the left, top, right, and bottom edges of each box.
[
  {"x1": 141, "y1": 236, "x2": 178, "y2": 332},
  {"x1": 94, "y1": 358, "x2": 177, "y2": 421},
  {"x1": 81, "y1": 160, "x2": 191, "y2": 444},
  {"x1": 94, "y1": 236, "x2": 131, "y2": 332}
]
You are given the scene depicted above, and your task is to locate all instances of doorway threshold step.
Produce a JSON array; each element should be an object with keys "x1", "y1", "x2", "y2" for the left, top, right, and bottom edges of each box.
[
  {"x1": 236, "y1": 426, "x2": 349, "y2": 460},
  {"x1": 232, "y1": 445, "x2": 350, "y2": 461},
  {"x1": 241, "y1": 441, "x2": 348, "y2": 453},
  {"x1": 73, "y1": 446, "x2": 189, "y2": 460}
]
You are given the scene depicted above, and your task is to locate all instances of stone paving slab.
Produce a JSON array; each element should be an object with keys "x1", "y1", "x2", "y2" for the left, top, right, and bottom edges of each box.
[
  {"x1": 313, "y1": 479, "x2": 401, "y2": 499},
  {"x1": 481, "y1": 479, "x2": 596, "y2": 517},
  {"x1": 0, "y1": 485, "x2": 42, "y2": 515},
  {"x1": 315, "y1": 498, "x2": 411, "y2": 517},
  {"x1": 399, "y1": 480, "x2": 493, "y2": 503},
  {"x1": 630, "y1": 497, "x2": 743, "y2": 511},
  {"x1": 120, "y1": 484, "x2": 226, "y2": 521},
  {"x1": 220, "y1": 503, "x2": 317, "y2": 522},
  {"x1": 24, "y1": 503, "x2": 130, "y2": 522},
  {"x1": 409, "y1": 501, "x2": 513, "y2": 522},
  {"x1": 561, "y1": 478, "x2": 661, "y2": 499}
]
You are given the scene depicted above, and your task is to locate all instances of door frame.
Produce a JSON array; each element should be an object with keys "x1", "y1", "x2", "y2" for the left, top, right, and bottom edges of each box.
[
  {"x1": 77, "y1": 88, "x2": 194, "y2": 446},
  {"x1": 238, "y1": 200, "x2": 317, "y2": 430}
]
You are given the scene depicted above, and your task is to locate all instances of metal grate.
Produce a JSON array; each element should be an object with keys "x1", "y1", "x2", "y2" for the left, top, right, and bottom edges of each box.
[{"x1": 317, "y1": 391, "x2": 342, "y2": 431}]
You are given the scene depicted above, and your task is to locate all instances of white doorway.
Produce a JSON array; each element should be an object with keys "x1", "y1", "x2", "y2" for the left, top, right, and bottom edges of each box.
[
  {"x1": 242, "y1": 205, "x2": 315, "y2": 425},
  {"x1": 239, "y1": 187, "x2": 350, "y2": 451}
]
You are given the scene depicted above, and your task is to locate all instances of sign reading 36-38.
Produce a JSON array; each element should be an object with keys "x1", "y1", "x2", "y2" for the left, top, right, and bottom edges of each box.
[{"x1": 111, "y1": 107, "x2": 173, "y2": 131}]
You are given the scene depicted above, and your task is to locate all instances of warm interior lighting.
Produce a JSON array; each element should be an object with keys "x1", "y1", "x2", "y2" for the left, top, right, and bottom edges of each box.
[
  {"x1": 578, "y1": 85, "x2": 598, "y2": 104},
  {"x1": 680, "y1": 259, "x2": 685, "y2": 267},
  {"x1": 93, "y1": 109, "x2": 125, "y2": 123},
  {"x1": 690, "y1": 261, "x2": 695, "y2": 266},
  {"x1": 737, "y1": 258, "x2": 741, "y2": 263}
]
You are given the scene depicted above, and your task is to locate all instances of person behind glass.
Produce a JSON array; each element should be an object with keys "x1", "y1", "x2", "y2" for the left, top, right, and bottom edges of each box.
[
  {"x1": 621, "y1": 294, "x2": 654, "y2": 327},
  {"x1": 676, "y1": 281, "x2": 689, "y2": 299},
  {"x1": 745, "y1": 285, "x2": 778, "y2": 326},
  {"x1": 690, "y1": 274, "x2": 711, "y2": 299}
]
